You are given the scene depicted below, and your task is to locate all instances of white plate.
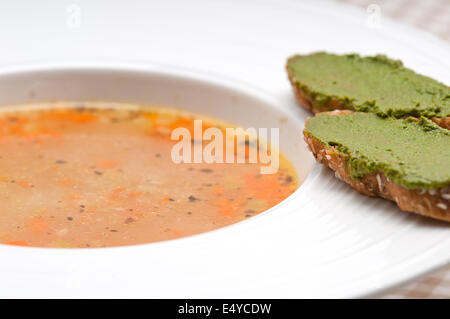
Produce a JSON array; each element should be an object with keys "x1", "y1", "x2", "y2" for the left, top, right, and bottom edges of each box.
[{"x1": 0, "y1": 0, "x2": 448, "y2": 298}]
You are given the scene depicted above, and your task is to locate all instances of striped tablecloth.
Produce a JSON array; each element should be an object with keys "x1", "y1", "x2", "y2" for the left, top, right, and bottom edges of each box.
[{"x1": 337, "y1": 0, "x2": 450, "y2": 299}]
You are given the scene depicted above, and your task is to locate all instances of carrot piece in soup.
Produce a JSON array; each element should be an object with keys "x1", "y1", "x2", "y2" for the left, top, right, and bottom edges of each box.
[
  {"x1": 97, "y1": 160, "x2": 119, "y2": 169},
  {"x1": 17, "y1": 180, "x2": 33, "y2": 189},
  {"x1": 5, "y1": 241, "x2": 29, "y2": 247},
  {"x1": 27, "y1": 217, "x2": 50, "y2": 233}
]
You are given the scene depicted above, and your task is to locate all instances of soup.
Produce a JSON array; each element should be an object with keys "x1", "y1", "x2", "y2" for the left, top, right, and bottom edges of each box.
[{"x1": 0, "y1": 102, "x2": 298, "y2": 248}]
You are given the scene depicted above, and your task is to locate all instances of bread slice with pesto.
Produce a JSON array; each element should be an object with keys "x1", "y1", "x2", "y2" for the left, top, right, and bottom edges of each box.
[
  {"x1": 287, "y1": 52, "x2": 450, "y2": 129},
  {"x1": 303, "y1": 111, "x2": 450, "y2": 222}
]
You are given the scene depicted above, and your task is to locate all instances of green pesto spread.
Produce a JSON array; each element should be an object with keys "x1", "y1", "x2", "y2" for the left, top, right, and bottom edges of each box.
[
  {"x1": 305, "y1": 112, "x2": 450, "y2": 189},
  {"x1": 287, "y1": 52, "x2": 450, "y2": 119}
]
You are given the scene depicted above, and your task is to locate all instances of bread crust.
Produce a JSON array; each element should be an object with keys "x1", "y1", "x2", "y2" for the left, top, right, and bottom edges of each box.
[
  {"x1": 432, "y1": 117, "x2": 450, "y2": 130},
  {"x1": 303, "y1": 110, "x2": 450, "y2": 222},
  {"x1": 286, "y1": 66, "x2": 350, "y2": 114},
  {"x1": 287, "y1": 66, "x2": 450, "y2": 129}
]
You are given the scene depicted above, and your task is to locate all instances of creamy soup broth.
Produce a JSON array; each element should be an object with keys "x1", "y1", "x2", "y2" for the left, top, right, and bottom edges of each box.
[{"x1": 0, "y1": 102, "x2": 298, "y2": 248}]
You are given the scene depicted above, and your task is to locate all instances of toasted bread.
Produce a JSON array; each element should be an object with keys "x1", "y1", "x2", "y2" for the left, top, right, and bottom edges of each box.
[
  {"x1": 303, "y1": 111, "x2": 450, "y2": 222},
  {"x1": 287, "y1": 52, "x2": 450, "y2": 129}
]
